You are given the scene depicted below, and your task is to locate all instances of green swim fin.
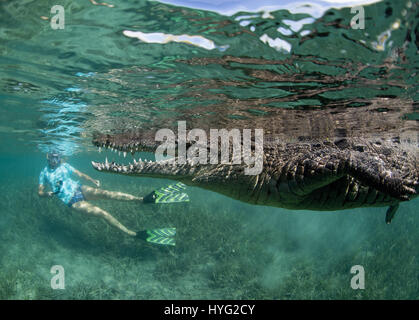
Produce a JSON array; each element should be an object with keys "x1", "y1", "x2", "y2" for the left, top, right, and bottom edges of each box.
[
  {"x1": 143, "y1": 182, "x2": 190, "y2": 204},
  {"x1": 136, "y1": 228, "x2": 176, "y2": 246}
]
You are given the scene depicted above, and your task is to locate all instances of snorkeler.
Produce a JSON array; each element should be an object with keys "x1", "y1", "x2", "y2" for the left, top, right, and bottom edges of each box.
[{"x1": 38, "y1": 151, "x2": 188, "y2": 246}]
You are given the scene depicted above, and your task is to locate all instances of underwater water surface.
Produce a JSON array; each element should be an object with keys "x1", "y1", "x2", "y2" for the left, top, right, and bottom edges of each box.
[{"x1": 0, "y1": 0, "x2": 418, "y2": 299}]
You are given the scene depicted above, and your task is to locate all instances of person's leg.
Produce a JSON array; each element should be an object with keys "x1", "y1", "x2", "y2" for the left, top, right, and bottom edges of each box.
[
  {"x1": 81, "y1": 185, "x2": 143, "y2": 202},
  {"x1": 71, "y1": 201, "x2": 136, "y2": 236}
]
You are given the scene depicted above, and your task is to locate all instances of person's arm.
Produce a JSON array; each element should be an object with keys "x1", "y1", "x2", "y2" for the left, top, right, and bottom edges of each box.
[
  {"x1": 38, "y1": 184, "x2": 53, "y2": 197},
  {"x1": 73, "y1": 168, "x2": 101, "y2": 187},
  {"x1": 38, "y1": 169, "x2": 53, "y2": 197}
]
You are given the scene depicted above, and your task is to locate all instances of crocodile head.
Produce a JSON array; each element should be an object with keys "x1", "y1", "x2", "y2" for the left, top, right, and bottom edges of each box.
[{"x1": 91, "y1": 127, "x2": 270, "y2": 205}]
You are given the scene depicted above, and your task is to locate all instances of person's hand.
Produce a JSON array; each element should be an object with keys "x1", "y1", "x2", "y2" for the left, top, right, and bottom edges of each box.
[
  {"x1": 93, "y1": 179, "x2": 101, "y2": 188},
  {"x1": 47, "y1": 191, "x2": 54, "y2": 197}
]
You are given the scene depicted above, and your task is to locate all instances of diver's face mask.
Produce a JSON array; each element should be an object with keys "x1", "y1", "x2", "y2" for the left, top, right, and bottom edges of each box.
[{"x1": 47, "y1": 153, "x2": 61, "y2": 169}]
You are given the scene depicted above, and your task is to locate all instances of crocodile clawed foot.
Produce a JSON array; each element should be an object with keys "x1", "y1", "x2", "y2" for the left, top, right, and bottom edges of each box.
[
  {"x1": 403, "y1": 179, "x2": 418, "y2": 194},
  {"x1": 391, "y1": 179, "x2": 417, "y2": 201}
]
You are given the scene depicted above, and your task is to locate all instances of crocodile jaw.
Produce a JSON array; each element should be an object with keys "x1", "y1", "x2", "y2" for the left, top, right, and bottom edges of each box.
[{"x1": 91, "y1": 157, "x2": 200, "y2": 181}]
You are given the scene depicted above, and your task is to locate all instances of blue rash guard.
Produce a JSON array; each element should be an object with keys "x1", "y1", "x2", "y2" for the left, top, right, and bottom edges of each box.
[{"x1": 39, "y1": 163, "x2": 83, "y2": 206}]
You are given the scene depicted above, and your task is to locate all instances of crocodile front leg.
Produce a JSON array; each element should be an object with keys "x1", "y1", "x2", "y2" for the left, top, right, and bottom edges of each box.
[
  {"x1": 347, "y1": 151, "x2": 417, "y2": 201},
  {"x1": 273, "y1": 149, "x2": 416, "y2": 212}
]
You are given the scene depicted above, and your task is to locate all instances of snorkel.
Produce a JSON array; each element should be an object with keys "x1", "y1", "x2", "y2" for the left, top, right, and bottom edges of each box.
[{"x1": 47, "y1": 151, "x2": 62, "y2": 170}]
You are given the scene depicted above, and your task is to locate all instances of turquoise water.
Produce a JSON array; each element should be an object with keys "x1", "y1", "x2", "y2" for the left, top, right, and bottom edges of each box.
[{"x1": 0, "y1": 0, "x2": 418, "y2": 299}]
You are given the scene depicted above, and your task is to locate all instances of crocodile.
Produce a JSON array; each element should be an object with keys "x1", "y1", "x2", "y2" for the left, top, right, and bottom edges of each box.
[{"x1": 91, "y1": 102, "x2": 418, "y2": 223}]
